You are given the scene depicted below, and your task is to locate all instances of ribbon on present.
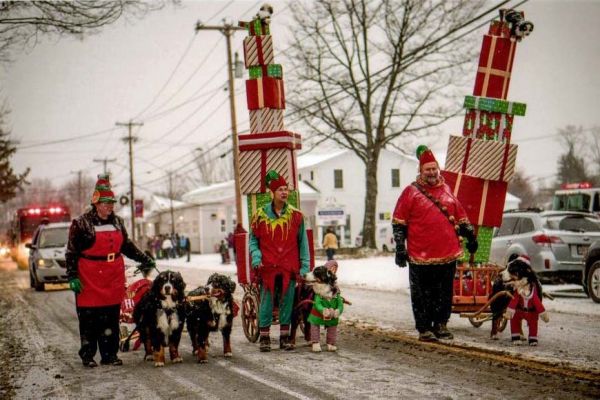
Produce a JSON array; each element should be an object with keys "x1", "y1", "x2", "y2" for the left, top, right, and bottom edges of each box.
[
  {"x1": 243, "y1": 35, "x2": 274, "y2": 68},
  {"x1": 246, "y1": 77, "x2": 285, "y2": 110},
  {"x1": 445, "y1": 136, "x2": 517, "y2": 182},
  {"x1": 473, "y1": 35, "x2": 516, "y2": 99},
  {"x1": 441, "y1": 171, "x2": 507, "y2": 227}
]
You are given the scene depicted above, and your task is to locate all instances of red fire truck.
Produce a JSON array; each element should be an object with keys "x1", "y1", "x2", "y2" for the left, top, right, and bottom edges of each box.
[{"x1": 9, "y1": 205, "x2": 71, "y2": 269}]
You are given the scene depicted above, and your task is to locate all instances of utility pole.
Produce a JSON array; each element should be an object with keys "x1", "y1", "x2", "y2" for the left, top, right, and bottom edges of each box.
[
  {"x1": 116, "y1": 120, "x2": 143, "y2": 242},
  {"x1": 70, "y1": 170, "x2": 84, "y2": 214},
  {"x1": 195, "y1": 20, "x2": 245, "y2": 228},
  {"x1": 167, "y1": 170, "x2": 175, "y2": 234},
  {"x1": 93, "y1": 157, "x2": 117, "y2": 175}
]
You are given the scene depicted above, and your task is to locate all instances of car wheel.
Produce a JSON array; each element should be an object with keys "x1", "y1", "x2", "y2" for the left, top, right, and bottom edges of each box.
[
  {"x1": 29, "y1": 270, "x2": 35, "y2": 288},
  {"x1": 587, "y1": 261, "x2": 600, "y2": 303},
  {"x1": 32, "y1": 270, "x2": 44, "y2": 292}
]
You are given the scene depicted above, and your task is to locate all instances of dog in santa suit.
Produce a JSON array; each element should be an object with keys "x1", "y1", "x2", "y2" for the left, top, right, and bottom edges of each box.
[{"x1": 503, "y1": 256, "x2": 549, "y2": 346}]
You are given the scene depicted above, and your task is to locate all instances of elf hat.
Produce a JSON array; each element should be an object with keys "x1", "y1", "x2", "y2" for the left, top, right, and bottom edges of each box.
[
  {"x1": 91, "y1": 174, "x2": 117, "y2": 204},
  {"x1": 416, "y1": 145, "x2": 438, "y2": 168},
  {"x1": 265, "y1": 170, "x2": 287, "y2": 192}
]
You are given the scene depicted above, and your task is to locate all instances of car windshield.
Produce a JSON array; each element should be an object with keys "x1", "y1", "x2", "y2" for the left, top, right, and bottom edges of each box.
[
  {"x1": 543, "y1": 215, "x2": 600, "y2": 232},
  {"x1": 38, "y1": 228, "x2": 68, "y2": 248}
]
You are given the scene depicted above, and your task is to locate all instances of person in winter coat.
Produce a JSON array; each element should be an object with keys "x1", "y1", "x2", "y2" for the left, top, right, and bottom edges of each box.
[
  {"x1": 392, "y1": 145, "x2": 478, "y2": 342},
  {"x1": 66, "y1": 174, "x2": 154, "y2": 368},
  {"x1": 322, "y1": 227, "x2": 338, "y2": 261},
  {"x1": 161, "y1": 235, "x2": 173, "y2": 259},
  {"x1": 249, "y1": 170, "x2": 310, "y2": 352}
]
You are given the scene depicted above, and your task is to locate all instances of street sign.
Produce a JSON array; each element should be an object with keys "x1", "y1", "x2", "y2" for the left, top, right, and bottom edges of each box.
[
  {"x1": 316, "y1": 207, "x2": 345, "y2": 226},
  {"x1": 134, "y1": 199, "x2": 144, "y2": 218}
]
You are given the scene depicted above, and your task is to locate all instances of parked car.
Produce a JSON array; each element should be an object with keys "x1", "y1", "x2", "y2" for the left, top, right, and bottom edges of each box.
[
  {"x1": 582, "y1": 240, "x2": 600, "y2": 303},
  {"x1": 489, "y1": 209, "x2": 600, "y2": 284},
  {"x1": 26, "y1": 222, "x2": 70, "y2": 291}
]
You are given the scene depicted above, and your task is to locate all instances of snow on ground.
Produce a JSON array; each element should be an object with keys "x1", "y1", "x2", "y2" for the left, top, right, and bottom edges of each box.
[{"x1": 147, "y1": 253, "x2": 600, "y2": 317}]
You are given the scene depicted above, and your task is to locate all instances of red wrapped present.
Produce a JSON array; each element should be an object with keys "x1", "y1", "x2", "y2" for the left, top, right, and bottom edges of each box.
[
  {"x1": 463, "y1": 109, "x2": 514, "y2": 142},
  {"x1": 234, "y1": 231, "x2": 255, "y2": 285},
  {"x1": 472, "y1": 34, "x2": 516, "y2": 99},
  {"x1": 488, "y1": 20, "x2": 510, "y2": 38},
  {"x1": 243, "y1": 35, "x2": 274, "y2": 68},
  {"x1": 445, "y1": 136, "x2": 517, "y2": 182},
  {"x1": 238, "y1": 131, "x2": 301, "y2": 194},
  {"x1": 246, "y1": 77, "x2": 285, "y2": 110},
  {"x1": 441, "y1": 171, "x2": 507, "y2": 227},
  {"x1": 249, "y1": 108, "x2": 285, "y2": 133}
]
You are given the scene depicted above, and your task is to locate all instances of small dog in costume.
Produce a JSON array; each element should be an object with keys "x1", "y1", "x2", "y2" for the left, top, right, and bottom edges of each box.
[
  {"x1": 304, "y1": 262, "x2": 344, "y2": 352},
  {"x1": 502, "y1": 256, "x2": 549, "y2": 346}
]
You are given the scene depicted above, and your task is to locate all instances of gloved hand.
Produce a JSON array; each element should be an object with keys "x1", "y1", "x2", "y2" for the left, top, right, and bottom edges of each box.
[
  {"x1": 69, "y1": 278, "x2": 82, "y2": 294},
  {"x1": 459, "y1": 223, "x2": 478, "y2": 254},
  {"x1": 136, "y1": 260, "x2": 156, "y2": 277},
  {"x1": 466, "y1": 238, "x2": 478, "y2": 254},
  {"x1": 395, "y1": 247, "x2": 408, "y2": 268},
  {"x1": 393, "y1": 224, "x2": 408, "y2": 268}
]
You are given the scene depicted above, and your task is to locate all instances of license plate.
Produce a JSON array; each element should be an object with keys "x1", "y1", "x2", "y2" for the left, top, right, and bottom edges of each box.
[{"x1": 577, "y1": 245, "x2": 589, "y2": 256}]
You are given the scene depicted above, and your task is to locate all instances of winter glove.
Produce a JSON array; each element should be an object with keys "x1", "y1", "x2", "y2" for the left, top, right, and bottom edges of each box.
[
  {"x1": 392, "y1": 224, "x2": 408, "y2": 268},
  {"x1": 136, "y1": 260, "x2": 156, "y2": 276},
  {"x1": 540, "y1": 312, "x2": 550, "y2": 323},
  {"x1": 69, "y1": 278, "x2": 82, "y2": 294},
  {"x1": 459, "y1": 223, "x2": 478, "y2": 254}
]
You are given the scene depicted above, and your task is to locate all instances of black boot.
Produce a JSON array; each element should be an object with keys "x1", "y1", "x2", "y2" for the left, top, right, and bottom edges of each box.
[
  {"x1": 259, "y1": 336, "x2": 271, "y2": 352},
  {"x1": 279, "y1": 335, "x2": 294, "y2": 351},
  {"x1": 433, "y1": 323, "x2": 454, "y2": 340}
]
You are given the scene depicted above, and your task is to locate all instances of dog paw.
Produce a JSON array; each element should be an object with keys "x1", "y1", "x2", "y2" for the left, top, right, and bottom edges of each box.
[
  {"x1": 312, "y1": 343, "x2": 322, "y2": 353},
  {"x1": 326, "y1": 344, "x2": 337, "y2": 352},
  {"x1": 154, "y1": 362, "x2": 165, "y2": 367},
  {"x1": 198, "y1": 359, "x2": 208, "y2": 364},
  {"x1": 144, "y1": 355, "x2": 154, "y2": 362},
  {"x1": 172, "y1": 357, "x2": 183, "y2": 363},
  {"x1": 511, "y1": 340, "x2": 522, "y2": 346},
  {"x1": 529, "y1": 341, "x2": 538, "y2": 347},
  {"x1": 224, "y1": 352, "x2": 233, "y2": 358},
  {"x1": 490, "y1": 334, "x2": 499, "y2": 340}
]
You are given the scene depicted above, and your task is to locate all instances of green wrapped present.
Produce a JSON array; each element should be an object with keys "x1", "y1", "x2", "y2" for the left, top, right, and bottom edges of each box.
[
  {"x1": 249, "y1": 64, "x2": 283, "y2": 79},
  {"x1": 247, "y1": 17, "x2": 270, "y2": 36},
  {"x1": 247, "y1": 191, "x2": 299, "y2": 225},
  {"x1": 460, "y1": 226, "x2": 494, "y2": 263},
  {"x1": 463, "y1": 95, "x2": 526, "y2": 116}
]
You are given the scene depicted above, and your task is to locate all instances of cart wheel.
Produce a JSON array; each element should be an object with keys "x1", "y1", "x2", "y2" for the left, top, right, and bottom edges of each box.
[
  {"x1": 242, "y1": 291, "x2": 260, "y2": 343},
  {"x1": 468, "y1": 317, "x2": 484, "y2": 328},
  {"x1": 498, "y1": 317, "x2": 508, "y2": 332}
]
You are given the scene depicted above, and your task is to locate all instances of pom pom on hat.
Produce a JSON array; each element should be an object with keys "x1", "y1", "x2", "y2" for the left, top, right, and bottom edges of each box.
[
  {"x1": 91, "y1": 173, "x2": 117, "y2": 204},
  {"x1": 265, "y1": 170, "x2": 287, "y2": 192},
  {"x1": 416, "y1": 145, "x2": 438, "y2": 168}
]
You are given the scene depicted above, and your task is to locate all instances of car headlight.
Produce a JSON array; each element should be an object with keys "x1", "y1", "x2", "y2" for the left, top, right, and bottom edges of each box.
[{"x1": 37, "y1": 258, "x2": 55, "y2": 268}]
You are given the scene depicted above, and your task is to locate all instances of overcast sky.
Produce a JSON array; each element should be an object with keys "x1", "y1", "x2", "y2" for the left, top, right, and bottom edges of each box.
[{"x1": 3, "y1": 0, "x2": 600, "y2": 197}]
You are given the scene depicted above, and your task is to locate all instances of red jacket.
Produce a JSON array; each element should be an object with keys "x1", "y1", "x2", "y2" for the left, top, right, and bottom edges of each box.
[{"x1": 392, "y1": 176, "x2": 469, "y2": 264}]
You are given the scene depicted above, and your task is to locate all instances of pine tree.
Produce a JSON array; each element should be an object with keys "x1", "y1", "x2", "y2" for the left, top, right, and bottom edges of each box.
[{"x1": 0, "y1": 107, "x2": 29, "y2": 203}]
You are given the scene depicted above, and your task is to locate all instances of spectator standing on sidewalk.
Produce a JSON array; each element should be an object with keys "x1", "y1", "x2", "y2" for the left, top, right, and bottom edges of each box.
[
  {"x1": 162, "y1": 235, "x2": 173, "y2": 259},
  {"x1": 322, "y1": 227, "x2": 338, "y2": 261},
  {"x1": 392, "y1": 145, "x2": 478, "y2": 342}
]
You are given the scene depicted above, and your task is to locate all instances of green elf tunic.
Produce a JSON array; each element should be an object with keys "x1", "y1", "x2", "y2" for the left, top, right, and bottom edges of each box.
[{"x1": 308, "y1": 293, "x2": 344, "y2": 327}]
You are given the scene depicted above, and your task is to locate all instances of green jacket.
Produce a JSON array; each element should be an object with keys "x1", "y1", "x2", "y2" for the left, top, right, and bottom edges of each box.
[{"x1": 307, "y1": 293, "x2": 344, "y2": 327}]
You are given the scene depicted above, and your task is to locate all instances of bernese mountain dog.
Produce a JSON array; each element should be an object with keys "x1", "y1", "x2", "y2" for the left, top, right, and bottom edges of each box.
[
  {"x1": 185, "y1": 273, "x2": 237, "y2": 363},
  {"x1": 133, "y1": 270, "x2": 186, "y2": 367}
]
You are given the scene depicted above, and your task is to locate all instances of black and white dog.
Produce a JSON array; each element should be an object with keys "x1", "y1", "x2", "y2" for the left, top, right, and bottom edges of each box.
[
  {"x1": 133, "y1": 270, "x2": 186, "y2": 367},
  {"x1": 185, "y1": 273, "x2": 237, "y2": 363}
]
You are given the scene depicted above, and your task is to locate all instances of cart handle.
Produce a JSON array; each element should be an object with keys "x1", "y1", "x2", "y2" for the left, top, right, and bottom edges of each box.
[{"x1": 460, "y1": 290, "x2": 513, "y2": 319}]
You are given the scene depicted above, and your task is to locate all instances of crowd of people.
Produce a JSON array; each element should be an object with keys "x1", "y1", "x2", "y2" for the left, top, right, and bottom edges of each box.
[{"x1": 145, "y1": 233, "x2": 191, "y2": 262}]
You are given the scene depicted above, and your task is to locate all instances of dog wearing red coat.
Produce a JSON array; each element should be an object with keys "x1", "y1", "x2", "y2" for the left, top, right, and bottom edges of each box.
[{"x1": 502, "y1": 256, "x2": 549, "y2": 346}]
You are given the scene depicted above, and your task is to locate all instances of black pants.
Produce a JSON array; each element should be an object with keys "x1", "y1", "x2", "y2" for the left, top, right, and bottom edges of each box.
[
  {"x1": 408, "y1": 261, "x2": 456, "y2": 333},
  {"x1": 76, "y1": 304, "x2": 120, "y2": 362},
  {"x1": 326, "y1": 248, "x2": 335, "y2": 260}
]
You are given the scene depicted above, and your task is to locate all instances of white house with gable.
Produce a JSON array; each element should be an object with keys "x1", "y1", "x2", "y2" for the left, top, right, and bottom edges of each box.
[{"x1": 297, "y1": 148, "x2": 418, "y2": 250}]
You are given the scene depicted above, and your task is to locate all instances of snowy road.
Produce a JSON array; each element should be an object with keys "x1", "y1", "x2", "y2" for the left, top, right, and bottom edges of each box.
[{"x1": 1, "y1": 257, "x2": 599, "y2": 399}]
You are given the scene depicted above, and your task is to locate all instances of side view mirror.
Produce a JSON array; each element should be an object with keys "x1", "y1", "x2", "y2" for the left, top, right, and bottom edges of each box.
[{"x1": 25, "y1": 243, "x2": 33, "y2": 249}]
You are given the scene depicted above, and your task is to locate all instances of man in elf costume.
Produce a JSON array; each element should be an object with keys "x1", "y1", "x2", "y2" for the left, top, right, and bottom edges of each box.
[
  {"x1": 392, "y1": 146, "x2": 478, "y2": 342},
  {"x1": 249, "y1": 170, "x2": 310, "y2": 352},
  {"x1": 66, "y1": 174, "x2": 155, "y2": 367}
]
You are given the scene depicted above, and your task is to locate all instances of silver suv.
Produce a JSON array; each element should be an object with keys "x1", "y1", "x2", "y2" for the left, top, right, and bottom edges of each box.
[
  {"x1": 490, "y1": 210, "x2": 600, "y2": 283},
  {"x1": 26, "y1": 222, "x2": 70, "y2": 291}
]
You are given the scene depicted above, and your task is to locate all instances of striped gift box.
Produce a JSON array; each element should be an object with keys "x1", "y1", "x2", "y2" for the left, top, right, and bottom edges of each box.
[
  {"x1": 243, "y1": 35, "x2": 274, "y2": 68},
  {"x1": 249, "y1": 109, "x2": 285, "y2": 133},
  {"x1": 445, "y1": 135, "x2": 517, "y2": 182},
  {"x1": 238, "y1": 131, "x2": 301, "y2": 194}
]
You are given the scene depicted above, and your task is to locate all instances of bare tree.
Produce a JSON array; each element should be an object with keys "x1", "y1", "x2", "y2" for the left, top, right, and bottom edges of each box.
[
  {"x1": 0, "y1": 101, "x2": 29, "y2": 203},
  {"x1": 286, "y1": 0, "x2": 483, "y2": 248},
  {"x1": 60, "y1": 173, "x2": 95, "y2": 215},
  {"x1": 0, "y1": 0, "x2": 174, "y2": 64},
  {"x1": 556, "y1": 125, "x2": 594, "y2": 187},
  {"x1": 508, "y1": 170, "x2": 537, "y2": 209}
]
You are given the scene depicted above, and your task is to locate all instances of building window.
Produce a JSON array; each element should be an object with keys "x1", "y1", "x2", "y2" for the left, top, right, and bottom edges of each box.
[
  {"x1": 391, "y1": 169, "x2": 400, "y2": 187},
  {"x1": 334, "y1": 169, "x2": 343, "y2": 189},
  {"x1": 298, "y1": 173, "x2": 302, "y2": 181},
  {"x1": 310, "y1": 171, "x2": 314, "y2": 181}
]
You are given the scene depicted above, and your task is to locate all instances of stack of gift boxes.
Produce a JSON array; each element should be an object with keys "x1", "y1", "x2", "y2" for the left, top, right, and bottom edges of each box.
[
  {"x1": 441, "y1": 11, "x2": 529, "y2": 264},
  {"x1": 235, "y1": 15, "x2": 314, "y2": 283}
]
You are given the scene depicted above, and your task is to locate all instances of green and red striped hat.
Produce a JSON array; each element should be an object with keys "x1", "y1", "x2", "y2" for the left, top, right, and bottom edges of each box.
[{"x1": 91, "y1": 174, "x2": 117, "y2": 204}]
